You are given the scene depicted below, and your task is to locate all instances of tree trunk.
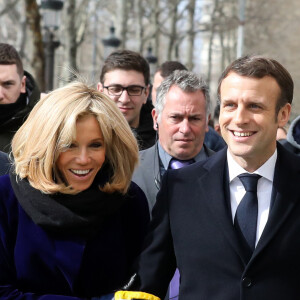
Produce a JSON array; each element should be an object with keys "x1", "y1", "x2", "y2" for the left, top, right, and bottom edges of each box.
[
  {"x1": 24, "y1": 0, "x2": 45, "y2": 91},
  {"x1": 117, "y1": 0, "x2": 128, "y2": 49},
  {"x1": 167, "y1": 0, "x2": 178, "y2": 60},
  {"x1": 186, "y1": 0, "x2": 196, "y2": 70},
  {"x1": 153, "y1": 0, "x2": 160, "y2": 64},
  {"x1": 62, "y1": 0, "x2": 78, "y2": 81},
  {"x1": 135, "y1": 0, "x2": 144, "y2": 53},
  {"x1": 207, "y1": 0, "x2": 219, "y2": 86}
]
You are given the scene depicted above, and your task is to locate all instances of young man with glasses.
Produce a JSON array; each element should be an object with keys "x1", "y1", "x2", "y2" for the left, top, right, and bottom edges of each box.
[{"x1": 97, "y1": 50, "x2": 156, "y2": 150}]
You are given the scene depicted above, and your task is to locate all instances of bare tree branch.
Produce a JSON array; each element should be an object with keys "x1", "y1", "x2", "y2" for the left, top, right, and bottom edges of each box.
[{"x1": 0, "y1": 0, "x2": 20, "y2": 17}]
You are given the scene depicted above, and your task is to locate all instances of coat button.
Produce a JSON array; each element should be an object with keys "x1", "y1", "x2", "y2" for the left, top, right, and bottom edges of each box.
[{"x1": 242, "y1": 277, "x2": 252, "y2": 287}]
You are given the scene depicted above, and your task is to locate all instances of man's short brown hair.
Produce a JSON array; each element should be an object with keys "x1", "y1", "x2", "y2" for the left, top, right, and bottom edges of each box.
[
  {"x1": 100, "y1": 50, "x2": 150, "y2": 86},
  {"x1": 0, "y1": 43, "x2": 24, "y2": 78},
  {"x1": 217, "y1": 55, "x2": 293, "y2": 114}
]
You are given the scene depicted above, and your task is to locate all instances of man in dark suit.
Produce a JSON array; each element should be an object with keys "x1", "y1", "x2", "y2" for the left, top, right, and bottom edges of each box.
[
  {"x1": 133, "y1": 70, "x2": 214, "y2": 212},
  {"x1": 115, "y1": 55, "x2": 300, "y2": 300}
]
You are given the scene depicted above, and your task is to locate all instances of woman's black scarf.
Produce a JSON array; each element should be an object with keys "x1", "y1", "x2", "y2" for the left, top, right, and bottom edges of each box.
[{"x1": 9, "y1": 165, "x2": 128, "y2": 239}]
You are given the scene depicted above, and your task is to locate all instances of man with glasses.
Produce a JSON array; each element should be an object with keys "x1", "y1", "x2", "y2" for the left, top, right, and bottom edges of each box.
[{"x1": 97, "y1": 50, "x2": 156, "y2": 150}]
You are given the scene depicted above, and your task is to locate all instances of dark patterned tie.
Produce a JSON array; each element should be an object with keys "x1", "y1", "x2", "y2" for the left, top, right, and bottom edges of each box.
[
  {"x1": 168, "y1": 158, "x2": 194, "y2": 300},
  {"x1": 234, "y1": 173, "x2": 261, "y2": 252}
]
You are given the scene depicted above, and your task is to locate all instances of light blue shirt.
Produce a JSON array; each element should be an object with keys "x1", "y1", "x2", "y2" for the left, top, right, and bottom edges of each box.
[{"x1": 158, "y1": 142, "x2": 208, "y2": 171}]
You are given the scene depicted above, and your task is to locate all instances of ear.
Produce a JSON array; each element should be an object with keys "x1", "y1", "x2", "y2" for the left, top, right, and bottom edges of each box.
[
  {"x1": 152, "y1": 108, "x2": 158, "y2": 131},
  {"x1": 214, "y1": 124, "x2": 221, "y2": 135},
  {"x1": 277, "y1": 103, "x2": 291, "y2": 128},
  {"x1": 143, "y1": 84, "x2": 150, "y2": 104},
  {"x1": 20, "y1": 75, "x2": 26, "y2": 93},
  {"x1": 97, "y1": 82, "x2": 104, "y2": 92},
  {"x1": 206, "y1": 113, "x2": 211, "y2": 133}
]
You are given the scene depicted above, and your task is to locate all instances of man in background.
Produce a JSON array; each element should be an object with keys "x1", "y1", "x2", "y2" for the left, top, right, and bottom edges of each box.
[
  {"x1": 132, "y1": 69, "x2": 214, "y2": 300},
  {"x1": 0, "y1": 43, "x2": 40, "y2": 152},
  {"x1": 152, "y1": 60, "x2": 225, "y2": 152},
  {"x1": 133, "y1": 70, "x2": 213, "y2": 212},
  {"x1": 97, "y1": 50, "x2": 156, "y2": 150},
  {"x1": 151, "y1": 61, "x2": 187, "y2": 105},
  {"x1": 204, "y1": 103, "x2": 227, "y2": 151},
  {"x1": 280, "y1": 115, "x2": 300, "y2": 154}
]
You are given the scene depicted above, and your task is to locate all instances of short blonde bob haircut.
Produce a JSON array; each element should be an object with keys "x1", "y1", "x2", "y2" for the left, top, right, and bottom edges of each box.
[{"x1": 12, "y1": 81, "x2": 139, "y2": 195}]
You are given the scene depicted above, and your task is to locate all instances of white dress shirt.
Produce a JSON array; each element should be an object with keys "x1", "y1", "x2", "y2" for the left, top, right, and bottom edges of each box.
[{"x1": 227, "y1": 149, "x2": 277, "y2": 246}]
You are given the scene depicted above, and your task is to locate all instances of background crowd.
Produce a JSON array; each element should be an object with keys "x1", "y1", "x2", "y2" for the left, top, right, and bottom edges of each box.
[{"x1": 1, "y1": 42, "x2": 300, "y2": 300}]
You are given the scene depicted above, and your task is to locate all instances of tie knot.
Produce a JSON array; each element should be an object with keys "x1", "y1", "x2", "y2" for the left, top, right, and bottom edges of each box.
[
  {"x1": 169, "y1": 158, "x2": 195, "y2": 169},
  {"x1": 238, "y1": 173, "x2": 261, "y2": 193}
]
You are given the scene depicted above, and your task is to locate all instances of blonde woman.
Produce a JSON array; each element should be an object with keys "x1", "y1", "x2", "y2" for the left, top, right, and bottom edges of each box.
[{"x1": 0, "y1": 82, "x2": 149, "y2": 299}]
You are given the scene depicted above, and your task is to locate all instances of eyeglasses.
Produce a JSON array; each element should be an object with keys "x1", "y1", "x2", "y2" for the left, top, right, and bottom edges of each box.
[{"x1": 104, "y1": 85, "x2": 146, "y2": 96}]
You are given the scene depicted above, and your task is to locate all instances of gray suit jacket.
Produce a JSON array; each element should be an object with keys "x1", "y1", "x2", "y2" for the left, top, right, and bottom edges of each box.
[{"x1": 132, "y1": 143, "x2": 214, "y2": 212}]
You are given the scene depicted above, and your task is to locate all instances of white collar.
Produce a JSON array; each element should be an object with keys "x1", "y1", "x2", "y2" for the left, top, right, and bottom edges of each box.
[{"x1": 227, "y1": 149, "x2": 277, "y2": 183}]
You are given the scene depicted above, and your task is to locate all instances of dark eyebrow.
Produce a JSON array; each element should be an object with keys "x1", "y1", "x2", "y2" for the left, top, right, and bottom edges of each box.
[
  {"x1": 169, "y1": 112, "x2": 183, "y2": 116},
  {"x1": 2, "y1": 80, "x2": 16, "y2": 84},
  {"x1": 221, "y1": 99, "x2": 233, "y2": 103},
  {"x1": 169, "y1": 112, "x2": 203, "y2": 118}
]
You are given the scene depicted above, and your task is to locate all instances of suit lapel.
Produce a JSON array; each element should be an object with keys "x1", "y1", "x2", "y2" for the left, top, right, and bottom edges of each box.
[
  {"x1": 140, "y1": 145, "x2": 160, "y2": 192},
  {"x1": 252, "y1": 145, "x2": 300, "y2": 259},
  {"x1": 198, "y1": 148, "x2": 249, "y2": 265}
]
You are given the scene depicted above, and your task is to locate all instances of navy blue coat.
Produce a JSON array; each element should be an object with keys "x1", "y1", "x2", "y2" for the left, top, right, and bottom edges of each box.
[{"x1": 0, "y1": 175, "x2": 149, "y2": 299}]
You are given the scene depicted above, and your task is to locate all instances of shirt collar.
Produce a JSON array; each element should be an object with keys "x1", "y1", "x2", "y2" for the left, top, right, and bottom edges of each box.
[
  {"x1": 158, "y1": 142, "x2": 207, "y2": 170},
  {"x1": 227, "y1": 148, "x2": 277, "y2": 183}
]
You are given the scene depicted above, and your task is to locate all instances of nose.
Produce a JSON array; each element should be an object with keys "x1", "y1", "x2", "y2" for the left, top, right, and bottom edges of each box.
[
  {"x1": 118, "y1": 89, "x2": 131, "y2": 104},
  {"x1": 179, "y1": 119, "x2": 191, "y2": 134},
  {"x1": 76, "y1": 148, "x2": 90, "y2": 165},
  {"x1": 234, "y1": 105, "x2": 249, "y2": 125}
]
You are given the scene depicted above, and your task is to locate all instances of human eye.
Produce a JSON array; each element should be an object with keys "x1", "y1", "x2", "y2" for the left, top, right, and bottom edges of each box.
[
  {"x1": 3, "y1": 81, "x2": 14, "y2": 87},
  {"x1": 249, "y1": 103, "x2": 262, "y2": 109},
  {"x1": 169, "y1": 115, "x2": 181, "y2": 122},
  {"x1": 222, "y1": 101, "x2": 236, "y2": 111},
  {"x1": 108, "y1": 85, "x2": 122, "y2": 94},
  {"x1": 190, "y1": 116, "x2": 201, "y2": 121},
  {"x1": 90, "y1": 142, "x2": 103, "y2": 148},
  {"x1": 60, "y1": 142, "x2": 76, "y2": 152},
  {"x1": 128, "y1": 86, "x2": 142, "y2": 95},
  {"x1": 68, "y1": 143, "x2": 77, "y2": 149}
]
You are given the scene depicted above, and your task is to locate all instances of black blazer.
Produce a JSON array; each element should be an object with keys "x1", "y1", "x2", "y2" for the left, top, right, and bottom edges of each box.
[
  {"x1": 135, "y1": 143, "x2": 300, "y2": 300},
  {"x1": 0, "y1": 151, "x2": 10, "y2": 176}
]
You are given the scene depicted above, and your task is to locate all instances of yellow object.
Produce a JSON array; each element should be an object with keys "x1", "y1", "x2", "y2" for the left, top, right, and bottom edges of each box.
[{"x1": 114, "y1": 290, "x2": 160, "y2": 300}]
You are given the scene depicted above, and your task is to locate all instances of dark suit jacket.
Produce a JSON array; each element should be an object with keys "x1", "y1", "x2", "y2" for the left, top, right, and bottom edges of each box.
[
  {"x1": 135, "y1": 143, "x2": 300, "y2": 300},
  {"x1": 0, "y1": 151, "x2": 10, "y2": 176},
  {"x1": 132, "y1": 143, "x2": 214, "y2": 212}
]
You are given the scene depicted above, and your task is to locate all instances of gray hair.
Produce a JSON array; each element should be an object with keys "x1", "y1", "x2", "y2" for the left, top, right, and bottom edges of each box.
[{"x1": 155, "y1": 70, "x2": 211, "y2": 123}]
